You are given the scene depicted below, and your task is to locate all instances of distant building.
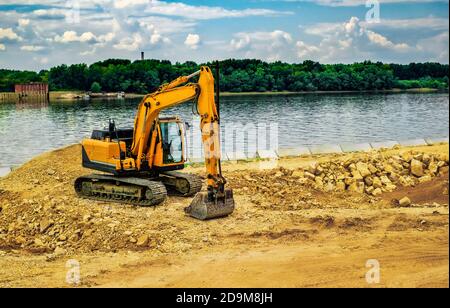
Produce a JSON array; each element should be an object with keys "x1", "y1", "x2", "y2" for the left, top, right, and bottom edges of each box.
[{"x1": 15, "y1": 82, "x2": 49, "y2": 97}]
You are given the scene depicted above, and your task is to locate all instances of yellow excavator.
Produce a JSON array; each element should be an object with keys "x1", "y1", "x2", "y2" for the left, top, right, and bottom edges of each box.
[{"x1": 75, "y1": 66, "x2": 235, "y2": 220}]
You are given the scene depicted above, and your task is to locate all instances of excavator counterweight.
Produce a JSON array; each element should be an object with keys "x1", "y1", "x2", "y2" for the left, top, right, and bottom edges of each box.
[{"x1": 75, "y1": 66, "x2": 235, "y2": 220}]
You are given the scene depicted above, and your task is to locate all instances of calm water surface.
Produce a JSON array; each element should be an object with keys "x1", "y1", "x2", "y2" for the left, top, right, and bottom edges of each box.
[{"x1": 0, "y1": 92, "x2": 448, "y2": 167}]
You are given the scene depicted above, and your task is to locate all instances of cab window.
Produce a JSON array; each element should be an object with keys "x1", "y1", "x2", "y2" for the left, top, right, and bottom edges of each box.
[{"x1": 160, "y1": 122, "x2": 183, "y2": 164}]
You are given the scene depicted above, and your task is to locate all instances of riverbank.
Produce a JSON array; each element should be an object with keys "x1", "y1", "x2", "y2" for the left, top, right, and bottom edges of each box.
[
  {"x1": 46, "y1": 88, "x2": 450, "y2": 99},
  {"x1": 0, "y1": 143, "x2": 448, "y2": 287},
  {"x1": 0, "y1": 88, "x2": 447, "y2": 103},
  {"x1": 221, "y1": 88, "x2": 448, "y2": 96}
]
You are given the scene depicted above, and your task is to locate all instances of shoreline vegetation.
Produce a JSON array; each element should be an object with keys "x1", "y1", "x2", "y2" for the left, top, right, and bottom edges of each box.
[{"x1": 1, "y1": 59, "x2": 448, "y2": 96}]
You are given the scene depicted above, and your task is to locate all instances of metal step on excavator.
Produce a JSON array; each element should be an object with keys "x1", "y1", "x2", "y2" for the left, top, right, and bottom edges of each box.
[{"x1": 75, "y1": 65, "x2": 235, "y2": 220}]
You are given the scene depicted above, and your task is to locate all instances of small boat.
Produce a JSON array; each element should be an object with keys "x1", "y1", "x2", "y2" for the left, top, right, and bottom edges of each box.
[{"x1": 117, "y1": 91, "x2": 125, "y2": 99}]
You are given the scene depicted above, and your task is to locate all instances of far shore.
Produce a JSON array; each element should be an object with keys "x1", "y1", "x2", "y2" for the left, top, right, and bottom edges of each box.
[
  {"x1": 0, "y1": 87, "x2": 448, "y2": 103},
  {"x1": 50, "y1": 88, "x2": 449, "y2": 99}
]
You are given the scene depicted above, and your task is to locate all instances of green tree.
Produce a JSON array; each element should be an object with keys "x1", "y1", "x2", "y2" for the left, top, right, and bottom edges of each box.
[
  {"x1": 2, "y1": 59, "x2": 448, "y2": 93},
  {"x1": 90, "y1": 82, "x2": 102, "y2": 93}
]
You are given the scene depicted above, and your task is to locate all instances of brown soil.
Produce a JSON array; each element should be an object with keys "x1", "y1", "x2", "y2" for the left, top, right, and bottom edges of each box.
[
  {"x1": 382, "y1": 174, "x2": 449, "y2": 205},
  {"x1": 0, "y1": 144, "x2": 448, "y2": 288}
]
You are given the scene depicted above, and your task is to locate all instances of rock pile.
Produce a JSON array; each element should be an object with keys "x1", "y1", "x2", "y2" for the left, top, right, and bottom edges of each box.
[{"x1": 289, "y1": 151, "x2": 449, "y2": 196}]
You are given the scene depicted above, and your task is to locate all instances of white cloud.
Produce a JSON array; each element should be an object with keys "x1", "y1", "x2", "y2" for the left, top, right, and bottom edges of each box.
[
  {"x1": 144, "y1": 0, "x2": 291, "y2": 20},
  {"x1": 98, "y1": 32, "x2": 115, "y2": 43},
  {"x1": 231, "y1": 30, "x2": 292, "y2": 50},
  {"x1": 114, "y1": 0, "x2": 149, "y2": 9},
  {"x1": 230, "y1": 34, "x2": 251, "y2": 51},
  {"x1": 54, "y1": 31, "x2": 114, "y2": 44},
  {"x1": 184, "y1": 33, "x2": 200, "y2": 49},
  {"x1": 150, "y1": 33, "x2": 162, "y2": 45},
  {"x1": 33, "y1": 56, "x2": 49, "y2": 64},
  {"x1": 230, "y1": 30, "x2": 293, "y2": 61},
  {"x1": 113, "y1": 33, "x2": 143, "y2": 51},
  {"x1": 0, "y1": 28, "x2": 22, "y2": 41},
  {"x1": 54, "y1": 31, "x2": 97, "y2": 43},
  {"x1": 297, "y1": 16, "x2": 411, "y2": 62},
  {"x1": 20, "y1": 45, "x2": 45, "y2": 52},
  {"x1": 80, "y1": 47, "x2": 97, "y2": 56},
  {"x1": 33, "y1": 8, "x2": 66, "y2": 19},
  {"x1": 149, "y1": 32, "x2": 170, "y2": 45},
  {"x1": 417, "y1": 31, "x2": 449, "y2": 63},
  {"x1": 136, "y1": 17, "x2": 195, "y2": 35},
  {"x1": 18, "y1": 18, "x2": 30, "y2": 28},
  {"x1": 366, "y1": 30, "x2": 409, "y2": 51},
  {"x1": 0, "y1": 44, "x2": 5, "y2": 51},
  {"x1": 296, "y1": 40, "x2": 320, "y2": 58},
  {"x1": 307, "y1": 0, "x2": 448, "y2": 7},
  {"x1": 362, "y1": 17, "x2": 449, "y2": 31}
]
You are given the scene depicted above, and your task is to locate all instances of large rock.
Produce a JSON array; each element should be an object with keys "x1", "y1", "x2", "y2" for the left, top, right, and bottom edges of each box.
[
  {"x1": 356, "y1": 162, "x2": 371, "y2": 178},
  {"x1": 372, "y1": 188, "x2": 382, "y2": 196},
  {"x1": 418, "y1": 175, "x2": 432, "y2": 183},
  {"x1": 372, "y1": 177, "x2": 383, "y2": 189},
  {"x1": 137, "y1": 235, "x2": 149, "y2": 247},
  {"x1": 54, "y1": 247, "x2": 67, "y2": 256},
  {"x1": 410, "y1": 159, "x2": 424, "y2": 177},
  {"x1": 364, "y1": 177, "x2": 374, "y2": 186},
  {"x1": 40, "y1": 219, "x2": 54, "y2": 234},
  {"x1": 368, "y1": 164, "x2": 378, "y2": 174},
  {"x1": 348, "y1": 182, "x2": 365, "y2": 194},
  {"x1": 439, "y1": 166, "x2": 449, "y2": 175},
  {"x1": 397, "y1": 197, "x2": 411, "y2": 207},
  {"x1": 428, "y1": 161, "x2": 439, "y2": 174},
  {"x1": 324, "y1": 182, "x2": 334, "y2": 192},
  {"x1": 399, "y1": 176, "x2": 415, "y2": 187},
  {"x1": 315, "y1": 177, "x2": 324, "y2": 189},
  {"x1": 292, "y1": 170, "x2": 304, "y2": 178},
  {"x1": 383, "y1": 163, "x2": 395, "y2": 173},
  {"x1": 384, "y1": 184, "x2": 397, "y2": 192},
  {"x1": 365, "y1": 186, "x2": 374, "y2": 195},
  {"x1": 304, "y1": 172, "x2": 316, "y2": 180},
  {"x1": 335, "y1": 181, "x2": 346, "y2": 191},
  {"x1": 351, "y1": 170, "x2": 363, "y2": 180},
  {"x1": 380, "y1": 175, "x2": 392, "y2": 185}
]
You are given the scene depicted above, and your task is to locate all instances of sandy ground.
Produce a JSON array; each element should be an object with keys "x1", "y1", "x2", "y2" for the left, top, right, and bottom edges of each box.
[{"x1": 0, "y1": 144, "x2": 448, "y2": 288}]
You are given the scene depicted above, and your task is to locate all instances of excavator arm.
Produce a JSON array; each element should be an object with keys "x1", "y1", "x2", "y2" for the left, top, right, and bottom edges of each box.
[{"x1": 130, "y1": 66, "x2": 233, "y2": 219}]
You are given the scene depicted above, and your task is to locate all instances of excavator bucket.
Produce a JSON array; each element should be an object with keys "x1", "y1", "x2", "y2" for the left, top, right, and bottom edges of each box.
[{"x1": 185, "y1": 189, "x2": 235, "y2": 220}]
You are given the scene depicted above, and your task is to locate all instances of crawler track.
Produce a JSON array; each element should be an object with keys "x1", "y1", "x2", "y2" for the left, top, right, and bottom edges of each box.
[
  {"x1": 74, "y1": 174, "x2": 167, "y2": 206},
  {"x1": 160, "y1": 171, "x2": 203, "y2": 196}
]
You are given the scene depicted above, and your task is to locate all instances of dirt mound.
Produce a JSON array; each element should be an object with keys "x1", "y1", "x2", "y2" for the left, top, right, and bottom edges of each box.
[
  {"x1": 0, "y1": 145, "x2": 201, "y2": 255},
  {"x1": 0, "y1": 144, "x2": 448, "y2": 257}
]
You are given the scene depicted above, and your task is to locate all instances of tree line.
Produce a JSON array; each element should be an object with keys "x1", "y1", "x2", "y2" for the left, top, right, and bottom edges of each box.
[{"x1": 1, "y1": 59, "x2": 448, "y2": 93}]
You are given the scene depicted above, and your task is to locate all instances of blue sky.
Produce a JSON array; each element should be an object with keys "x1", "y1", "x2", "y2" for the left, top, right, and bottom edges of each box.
[{"x1": 0, "y1": 0, "x2": 448, "y2": 70}]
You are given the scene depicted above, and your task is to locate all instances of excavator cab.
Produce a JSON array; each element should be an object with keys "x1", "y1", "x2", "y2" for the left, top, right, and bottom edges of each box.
[{"x1": 153, "y1": 117, "x2": 186, "y2": 169}]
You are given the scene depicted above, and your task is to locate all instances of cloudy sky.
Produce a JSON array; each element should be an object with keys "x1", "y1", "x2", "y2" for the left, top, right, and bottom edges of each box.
[{"x1": 0, "y1": 0, "x2": 448, "y2": 70}]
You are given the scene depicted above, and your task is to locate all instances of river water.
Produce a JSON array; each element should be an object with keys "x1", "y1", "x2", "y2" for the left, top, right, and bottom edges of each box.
[{"x1": 0, "y1": 92, "x2": 448, "y2": 167}]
